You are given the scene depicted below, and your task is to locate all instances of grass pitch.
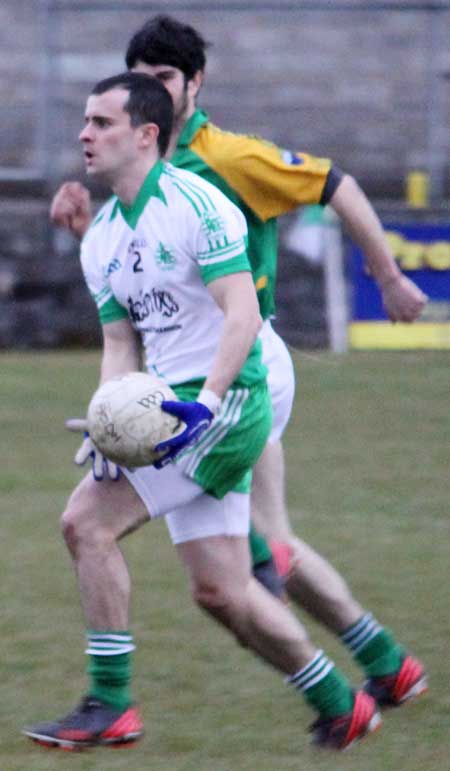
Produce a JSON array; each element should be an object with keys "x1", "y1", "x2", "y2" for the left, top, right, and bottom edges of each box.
[{"x1": 0, "y1": 349, "x2": 448, "y2": 771}]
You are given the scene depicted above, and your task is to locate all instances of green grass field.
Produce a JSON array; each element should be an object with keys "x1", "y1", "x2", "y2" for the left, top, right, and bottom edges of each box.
[{"x1": 0, "y1": 349, "x2": 448, "y2": 771}]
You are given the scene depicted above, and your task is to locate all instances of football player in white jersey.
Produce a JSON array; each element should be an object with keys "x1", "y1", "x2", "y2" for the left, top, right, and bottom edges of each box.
[
  {"x1": 24, "y1": 72, "x2": 382, "y2": 752},
  {"x1": 49, "y1": 15, "x2": 427, "y2": 721}
]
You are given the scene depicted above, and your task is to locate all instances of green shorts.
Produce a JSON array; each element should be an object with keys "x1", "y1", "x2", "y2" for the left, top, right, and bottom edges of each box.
[{"x1": 173, "y1": 379, "x2": 272, "y2": 499}]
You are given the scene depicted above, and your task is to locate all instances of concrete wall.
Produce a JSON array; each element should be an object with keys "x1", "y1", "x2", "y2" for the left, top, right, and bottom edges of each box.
[{"x1": 2, "y1": 1, "x2": 450, "y2": 349}]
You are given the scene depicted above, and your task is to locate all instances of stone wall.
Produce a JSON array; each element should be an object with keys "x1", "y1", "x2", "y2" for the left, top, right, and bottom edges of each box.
[
  {"x1": 0, "y1": 199, "x2": 100, "y2": 349},
  {"x1": 3, "y1": 1, "x2": 450, "y2": 191},
  {"x1": 2, "y1": 1, "x2": 450, "y2": 349}
]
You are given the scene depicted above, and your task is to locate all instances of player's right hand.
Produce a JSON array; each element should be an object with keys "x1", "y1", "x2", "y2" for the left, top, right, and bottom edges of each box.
[
  {"x1": 65, "y1": 418, "x2": 121, "y2": 481},
  {"x1": 380, "y1": 273, "x2": 428, "y2": 322},
  {"x1": 50, "y1": 182, "x2": 93, "y2": 240},
  {"x1": 153, "y1": 400, "x2": 214, "y2": 468}
]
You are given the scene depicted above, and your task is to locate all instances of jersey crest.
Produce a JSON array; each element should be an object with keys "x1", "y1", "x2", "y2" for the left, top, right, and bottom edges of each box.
[
  {"x1": 155, "y1": 242, "x2": 177, "y2": 270},
  {"x1": 200, "y1": 210, "x2": 226, "y2": 241},
  {"x1": 281, "y1": 150, "x2": 304, "y2": 166}
]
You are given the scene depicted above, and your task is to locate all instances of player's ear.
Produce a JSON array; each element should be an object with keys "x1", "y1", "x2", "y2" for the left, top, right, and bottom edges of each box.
[
  {"x1": 188, "y1": 70, "x2": 204, "y2": 100},
  {"x1": 138, "y1": 122, "x2": 159, "y2": 150}
]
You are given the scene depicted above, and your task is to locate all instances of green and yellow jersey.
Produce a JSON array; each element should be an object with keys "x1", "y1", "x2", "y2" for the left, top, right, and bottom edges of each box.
[{"x1": 172, "y1": 109, "x2": 337, "y2": 320}]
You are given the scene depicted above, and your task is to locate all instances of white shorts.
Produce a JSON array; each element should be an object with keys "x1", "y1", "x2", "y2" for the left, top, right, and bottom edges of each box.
[
  {"x1": 123, "y1": 459, "x2": 249, "y2": 545},
  {"x1": 259, "y1": 320, "x2": 296, "y2": 442}
]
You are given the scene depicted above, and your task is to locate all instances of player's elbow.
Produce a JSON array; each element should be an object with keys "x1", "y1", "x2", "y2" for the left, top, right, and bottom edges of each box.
[
  {"x1": 227, "y1": 303, "x2": 261, "y2": 344},
  {"x1": 242, "y1": 307, "x2": 262, "y2": 349},
  {"x1": 251, "y1": 309, "x2": 263, "y2": 339}
]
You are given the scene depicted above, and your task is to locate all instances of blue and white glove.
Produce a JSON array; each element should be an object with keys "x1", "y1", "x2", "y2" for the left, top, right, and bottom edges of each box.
[
  {"x1": 154, "y1": 389, "x2": 221, "y2": 469},
  {"x1": 65, "y1": 418, "x2": 121, "y2": 481}
]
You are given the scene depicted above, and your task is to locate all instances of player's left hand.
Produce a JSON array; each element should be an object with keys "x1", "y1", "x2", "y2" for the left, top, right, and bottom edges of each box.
[
  {"x1": 380, "y1": 274, "x2": 428, "y2": 322},
  {"x1": 65, "y1": 418, "x2": 121, "y2": 481},
  {"x1": 50, "y1": 182, "x2": 92, "y2": 240},
  {"x1": 154, "y1": 400, "x2": 214, "y2": 468}
]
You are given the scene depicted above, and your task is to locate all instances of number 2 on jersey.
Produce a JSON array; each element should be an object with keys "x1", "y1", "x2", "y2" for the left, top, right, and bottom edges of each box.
[{"x1": 133, "y1": 250, "x2": 143, "y2": 273}]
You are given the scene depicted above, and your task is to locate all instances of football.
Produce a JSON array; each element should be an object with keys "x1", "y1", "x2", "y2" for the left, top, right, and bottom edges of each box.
[{"x1": 87, "y1": 371, "x2": 185, "y2": 467}]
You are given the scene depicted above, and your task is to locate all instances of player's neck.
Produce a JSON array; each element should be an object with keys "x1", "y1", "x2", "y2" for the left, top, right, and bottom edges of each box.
[{"x1": 112, "y1": 154, "x2": 159, "y2": 207}]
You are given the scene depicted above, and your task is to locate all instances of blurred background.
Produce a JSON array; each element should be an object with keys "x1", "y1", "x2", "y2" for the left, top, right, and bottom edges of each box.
[{"x1": 2, "y1": 0, "x2": 450, "y2": 349}]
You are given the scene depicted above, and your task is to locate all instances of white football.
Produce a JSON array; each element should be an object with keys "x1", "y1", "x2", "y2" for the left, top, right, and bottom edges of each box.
[{"x1": 87, "y1": 372, "x2": 185, "y2": 467}]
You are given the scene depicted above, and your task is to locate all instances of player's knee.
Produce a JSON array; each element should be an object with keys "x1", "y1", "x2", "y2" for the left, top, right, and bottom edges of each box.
[
  {"x1": 60, "y1": 500, "x2": 110, "y2": 558},
  {"x1": 191, "y1": 579, "x2": 250, "y2": 647},
  {"x1": 192, "y1": 579, "x2": 228, "y2": 612},
  {"x1": 60, "y1": 506, "x2": 83, "y2": 557},
  {"x1": 191, "y1": 578, "x2": 241, "y2": 620}
]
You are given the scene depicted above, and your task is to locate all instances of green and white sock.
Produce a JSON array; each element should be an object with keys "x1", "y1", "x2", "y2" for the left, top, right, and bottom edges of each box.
[
  {"x1": 340, "y1": 613, "x2": 403, "y2": 677},
  {"x1": 287, "y1": 650, "x2": 354, "y2": 718},
  {"x1": 86, "y1": 630, "x2": 135, "y2": 711}
]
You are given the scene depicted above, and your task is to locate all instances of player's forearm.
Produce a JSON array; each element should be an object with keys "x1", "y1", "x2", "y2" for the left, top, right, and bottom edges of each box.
[
  {"x1": 100, "y1": 321, "x2": 140, "y2": 384},
  {"x1": 204, "y1": 272, "x2": 262, "y2": 399},
  {"x1": 204, "y1": 308, "x2": 262, "y2": 398},
  {"x1": 100, "y1": 352, "x2": 138, "y2": 384},
  {"x1": 330, "y1": 174, "x2": 402, "y2": 287},
  {"x1": 100, "y1": 350, "x2": 139, "y2": 384}
]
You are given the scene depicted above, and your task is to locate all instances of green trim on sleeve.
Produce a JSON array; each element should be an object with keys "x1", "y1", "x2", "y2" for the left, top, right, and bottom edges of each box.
[
  {"x1": 199, "y1": 253, "x2": 251, "y2": 285},
  {"x1": 98, "y1": 296, "x2": 129, "y2": 324}
]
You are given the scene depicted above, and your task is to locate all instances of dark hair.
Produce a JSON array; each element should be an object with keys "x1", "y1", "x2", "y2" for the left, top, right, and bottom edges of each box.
[
  {"x1": 91, "y1": 72, "x2": 173, "y2": 155},
  {"x1": 125, "y1": 14, "x2": 209, "y2": 79}
]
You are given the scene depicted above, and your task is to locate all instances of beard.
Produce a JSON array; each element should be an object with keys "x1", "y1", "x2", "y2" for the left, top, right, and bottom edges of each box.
[{"x1": 172, "y1": 84, "x2": 189, "y2": 134}]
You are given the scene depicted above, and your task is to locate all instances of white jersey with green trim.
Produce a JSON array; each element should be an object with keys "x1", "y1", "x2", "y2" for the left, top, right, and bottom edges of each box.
[{"x1": 81, "y1": 160, "x2": 255, "y2": 385}]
